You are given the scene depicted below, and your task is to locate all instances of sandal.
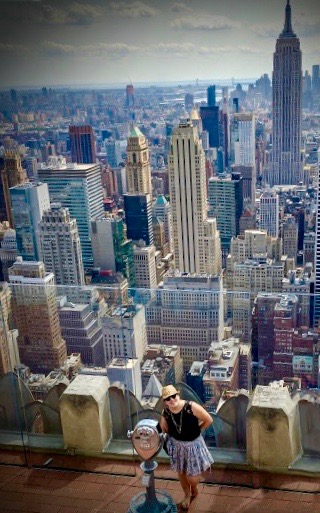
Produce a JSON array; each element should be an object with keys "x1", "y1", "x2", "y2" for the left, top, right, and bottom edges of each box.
[{"x1": 178, "y1": 496, "x2": 191, "y2": 510}]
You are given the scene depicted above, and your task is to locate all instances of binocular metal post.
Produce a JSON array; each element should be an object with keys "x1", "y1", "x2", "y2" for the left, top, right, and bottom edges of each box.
[{"x1": 127, "y1": 420, "x2": 177, "y2": 513}]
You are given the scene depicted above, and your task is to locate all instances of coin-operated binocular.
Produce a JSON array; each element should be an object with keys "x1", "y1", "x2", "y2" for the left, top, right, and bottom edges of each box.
[
  {"x1": 128, "y1": 419, "x2": 162, "y2": 461},
  {"x1": 127, "y1": 419, "x2": 176, "y2": 513}
]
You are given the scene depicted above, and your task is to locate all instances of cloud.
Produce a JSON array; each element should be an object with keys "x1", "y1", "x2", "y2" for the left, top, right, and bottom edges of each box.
[
  {"x1": 171, "y1": 14, "x2": 239, "y2": 31},
  {"x1": 169, "y1": 3, "x2": 193, "y2": 14},
  {"x1": 3, "y1": 1, "x2": 103, "y2": 25},
  {"x1": 0, "y1": 43, "x2": 29, "y2": 54},
  {"x1": 151, "y1": 42, "x2": 262, "y2": 57},
  {"x1": 109, "y1": 1, "x2": 159, "y2": 18},
  {"x1": 42, "y1": 40, "x2": 141, "y2": 58},
  {"x1": 250, "y1": 22, "x2": 279, "y2": 39},
  {"x1": 293, "y1": 13, "x2": 320, "y2": 37},
  {"x1": 67, "y1": 2, "x2": 103, "y2": 25}
]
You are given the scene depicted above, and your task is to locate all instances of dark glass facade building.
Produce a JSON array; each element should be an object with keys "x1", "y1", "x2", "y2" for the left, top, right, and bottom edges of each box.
[
  {"x1": 200, "y1": 106, "x2": 220, "y2": 148},
  {"x1": 69, "y1": 125, "x2": 96, "y2": 164},
  {"x1": 123, "y1": 193, "x2": 153, "y2": 246}
]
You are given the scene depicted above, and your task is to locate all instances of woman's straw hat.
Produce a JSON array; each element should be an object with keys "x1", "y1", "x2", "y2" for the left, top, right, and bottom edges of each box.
[{"x1": 161, "y1": 385, "x2": 179, "y2": 400}]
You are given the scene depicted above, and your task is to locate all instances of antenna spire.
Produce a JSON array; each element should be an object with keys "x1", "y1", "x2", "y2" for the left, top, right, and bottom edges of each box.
[{"x1": 280, "y1": 0, "x2": 296, "y2": 38}]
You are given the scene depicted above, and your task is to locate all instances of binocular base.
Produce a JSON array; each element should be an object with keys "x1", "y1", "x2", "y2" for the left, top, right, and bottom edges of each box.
[{"x1": 127, "y1": 489, "x2": 177, "y2": 513}]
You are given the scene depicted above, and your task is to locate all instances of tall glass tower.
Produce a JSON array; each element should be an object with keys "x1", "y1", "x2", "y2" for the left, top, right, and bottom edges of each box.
[
  {"x1": 269, "y1": 0, "x2": 302, "y2": 186},
  {"x1": 38, "y1": 157, "x2": 104, "y2": 270}
]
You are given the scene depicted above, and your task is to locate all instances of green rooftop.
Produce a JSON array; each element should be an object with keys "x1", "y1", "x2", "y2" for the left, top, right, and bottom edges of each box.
[{"x1": 129, "y1": 126, "x2": 144, "y2": 138}]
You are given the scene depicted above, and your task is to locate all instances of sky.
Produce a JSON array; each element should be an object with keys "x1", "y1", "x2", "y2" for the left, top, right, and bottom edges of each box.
[{"x1": 0, "y1": 0, "x2": 319, "y2": 88}]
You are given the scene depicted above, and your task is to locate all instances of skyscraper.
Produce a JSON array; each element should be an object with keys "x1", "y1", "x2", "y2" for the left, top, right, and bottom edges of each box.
[
  {"x1": 207, "y1": 85, "x2": 216, "y2": 107},
  {"x1": 146, "y1": 274, "x2": 224, "y2": 373},
  {"x1": 123, "y1": 193, "x2": 153, "y2": 246},
  {"x1": 58, "y1": 298, "x2": 104, "y2": 367},
  {"x1": 312, "y1": 64, "x2": 320, "y2": 95},
  {"x1": 199, "y1": 106, "x2": 220, "y2": 148},
  {"x1": 169, "y1": 119, "x2": 221, "y2": 275},
  {"x1": 313, "y1": 166, "x2": 320, "y2": 327},
  {"x1": 69, "y1": 125, "x2": 96, "y2": 164},
  {"x1": 38, "y1": 157, "x2": 104, "y2": 269},
  {"x1": 126, "y1": 127, "x2": 152, "y2": 195},
  {"x1": 90, "y1": 215, "x2": 135, "y2": 287},
  {"x1": 152, "y1": 194, "x2": 173, "y2": 256},
  {"x1": 208, "y1": 173, "x2": 243, "y2": 255},
  {"x1": 38, "y1": 204, "x2": 85, "y2": 286},
  {"x1": 0, "y1": 152, "x2": 28, "y2": 226},
  {"x1": 10, "y1": 182, "x2": 50, "y2": 262},
  {"x1": 126, "y1": 84, "x2": 134, "y2": 108},
  {"x1": 0, "y1": 283, "x2": 20, "y2": 376},
  {"x1": 269, "y1": 0, "x2": 302, "y2": 186},
  {"x1": 9, "y1": 258, "x2": 67, "y2": 373},
  {"x1": 230, "y1": 113, "x2": 256, "y2": 167},
  {"x1": 0, "y1": 228, "x2": 18, "y2": 281},
  {"x1": 230, "y1": 112, "x2": 256, "y2": 208},
  {"x1": 259, "y1": 189, "x2": 280, "y2": 237}
]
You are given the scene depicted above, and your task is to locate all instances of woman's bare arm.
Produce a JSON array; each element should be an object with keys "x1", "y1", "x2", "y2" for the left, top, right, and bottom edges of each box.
[
  {"x1": 191, "y1": 402, "x2": 213, "y2": 431},
  {"x1": 159, "y1": 415, "x2": 169, "y2": 433}
]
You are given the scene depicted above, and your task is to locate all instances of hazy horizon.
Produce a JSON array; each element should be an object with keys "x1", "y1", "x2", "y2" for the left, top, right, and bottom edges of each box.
[{"x1": 0, "y1": 0, "x2": 319, "y2": 88}]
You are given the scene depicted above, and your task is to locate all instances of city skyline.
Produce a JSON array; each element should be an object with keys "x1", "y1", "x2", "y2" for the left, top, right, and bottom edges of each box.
[{"x1": 0, "y1": 0, "x2": 319, "y2": 88}]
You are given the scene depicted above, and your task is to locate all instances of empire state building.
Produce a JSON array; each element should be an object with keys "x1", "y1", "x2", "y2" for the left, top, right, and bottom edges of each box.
[{"x1": 268, "y1": 0, "x2": 302, "y2": 186}]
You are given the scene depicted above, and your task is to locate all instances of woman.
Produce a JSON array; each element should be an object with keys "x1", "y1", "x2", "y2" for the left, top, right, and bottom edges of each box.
[{"x1": 160, "y1": 385, "x2": 214, "y2": 510}]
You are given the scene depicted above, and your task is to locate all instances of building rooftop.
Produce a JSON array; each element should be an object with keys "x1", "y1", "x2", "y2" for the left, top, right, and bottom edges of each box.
[{"x1": 129, "y1": 126, "x2": 145, "y2": 138}]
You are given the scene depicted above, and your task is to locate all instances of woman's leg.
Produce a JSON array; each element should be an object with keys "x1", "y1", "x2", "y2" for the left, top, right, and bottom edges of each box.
[
  {"x1": 186, "y1": 474, "x2": 201, "y2": 498},
  {"x1": 177, "y1": 472, "x2": 191, "y2": 509}
]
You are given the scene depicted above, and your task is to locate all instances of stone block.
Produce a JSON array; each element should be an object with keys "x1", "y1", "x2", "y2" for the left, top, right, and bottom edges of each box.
[
  {"x1": 247, "y1": 384, "x2": 301, "y2": 470},
  {"x1": 60, "y1": 375, "x2": 111, "y2": 454}
]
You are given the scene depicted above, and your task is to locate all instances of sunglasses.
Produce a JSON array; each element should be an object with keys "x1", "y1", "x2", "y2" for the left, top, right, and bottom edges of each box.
[{"x1": 164, "y1": 393, "x2": 178, "y2": 402}]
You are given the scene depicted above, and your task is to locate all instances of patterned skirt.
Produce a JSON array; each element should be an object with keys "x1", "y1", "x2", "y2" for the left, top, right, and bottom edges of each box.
[{"x1": 166, "y1": 434, "x2": 214, "y2": 476}]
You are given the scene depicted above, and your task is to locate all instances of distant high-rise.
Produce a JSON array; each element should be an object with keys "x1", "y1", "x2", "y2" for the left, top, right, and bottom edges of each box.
[
  {"x1": 208, "y1": 173, "x2": 243, "y2": 255},
  {"x1": 9, "y1": 258, "x2": 67, "y2": 373},
  {"x1": 230, "y1": 113, "x2": 256, "y2": 168},
  {"x1": 38, "y1": 157, "x2": 104, "y2": 269},
  {"x1": 126, "y1": 127, "x2": 152, "y2": 195},
  {"x1": 312, "y1": 64, "x2": 320, "y2": 94},
  {"x1": 123, "y1": 193, "x2": 153, "y2": 246},
  {"x1": 10, "y1": 182, "x2": 50, "y2": 262},
  {"x1": 207, "y1": 85, "x2": 216, "y2": 107},
  {"x1": 126, "y1": 84, "x2": 134, "y2": 108},
  {"x1": 269, "y1": 0, "x2": 302, "y2": 185},
  {"x1": 281, "y1": 214, "x2": 298, "y2": 261},
  {"x1": 152, "y1": 194, "x2": 173, "y2": 255},
  {"x1": 200, "y1": 106, "x2": 220, "y2": 148},
  {"x1": 314, "y1": 166, "x2": 320, "y2": 327},
  {"x1": 0, "y1": 152, "x2": 28, "y2": 226},
  {"x1": 230, "y1": 112, "x2": 256, "y2": 207},
  {"x1": 102, "y1": 304, "x2": 147, "y2": 364},
  {"x1": 69, "y1": 125, "x2": 96, "y2": 164},
  {"x1": 184, "y1": 93, "x2": 194, "y2": 110},
  {"x1": 133, "y1": 244, "x2": 157, "y2": 291},
  {"x1": 220, "y1": 94, "x2": 230, "y2": 168},
  {"x1": 91, "y1": 215, "x2": 135, "y2": 287},
  {"x1": 58, "y1": 297, "x2": 104, "y2": 367},
  {"x1": 105, "y1": 139, "x2": 122, "y2": 168},
  {"x1": 259, "y1": 189, "x2": 279, "y2": 237},
  {"x1": 0, "y1": 228, "x2": 18, "y2": 281},
  {"x1": 39, "y1": 204, "x2": 85, "y2": 286},
  {"x1": 146, "y1": 274, "x2": 224, "y2": 373},
  {"x1": 169, "y1": 119, "x2": 221, "y2": 275},
  {"x1": 0, "y1": 283, "x2": 19, "y2": 376}
]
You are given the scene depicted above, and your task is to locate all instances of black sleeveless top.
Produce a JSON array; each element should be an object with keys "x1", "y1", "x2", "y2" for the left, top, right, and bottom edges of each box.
[{"x1": 163, "y1": 401, "x2": 201, "y2": 441}]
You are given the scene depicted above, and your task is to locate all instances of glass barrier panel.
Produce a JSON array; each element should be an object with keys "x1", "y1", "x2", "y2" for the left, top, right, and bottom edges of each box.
[
  {"x1": 0, "y1": 282, "x2": 30, "y2": 466},
  {"x1": 1, "y1": 278, "x2": 320, "y2": 481}
]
